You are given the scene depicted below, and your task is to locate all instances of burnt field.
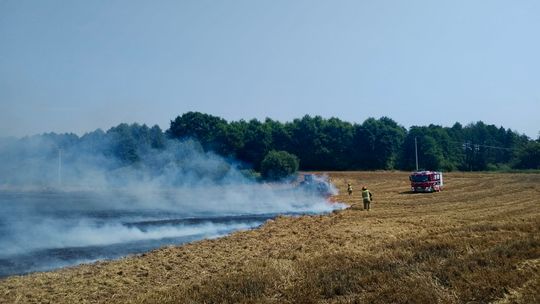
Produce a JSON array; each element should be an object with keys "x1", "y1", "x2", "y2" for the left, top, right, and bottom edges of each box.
[{"x1": 1, "y1": 171, "x2": 539, "y2": 304}]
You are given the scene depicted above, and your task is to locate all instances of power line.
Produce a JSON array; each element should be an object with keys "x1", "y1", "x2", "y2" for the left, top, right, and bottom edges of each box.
[
  {"x1": 459, "y1": 141, "x2": 516, "y2": 151},
  {"x1": 413, "y1": 137, "x2": 519, "y2": 152},
  {"x1": 58, "y1": 148, "x2": 62, "y2": 187}
]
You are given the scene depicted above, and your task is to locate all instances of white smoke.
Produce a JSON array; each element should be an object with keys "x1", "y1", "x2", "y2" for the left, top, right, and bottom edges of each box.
[
  {"x1": 0, "y1": 218, "x2": 262, "y2": 257},
  {"x1": 0, "y1": 134, "x2": 345, "y2": 275}
]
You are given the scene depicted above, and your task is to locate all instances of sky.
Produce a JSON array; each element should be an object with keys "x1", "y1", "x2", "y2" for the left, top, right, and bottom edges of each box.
[{"x1": 1, "y1": 0, "x2": 539, "y2": 139}]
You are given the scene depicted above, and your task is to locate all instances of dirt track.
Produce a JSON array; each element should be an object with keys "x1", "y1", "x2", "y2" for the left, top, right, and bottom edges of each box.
[{"x1": 1, "y1": 172, "x2": 539, "y2": 303}]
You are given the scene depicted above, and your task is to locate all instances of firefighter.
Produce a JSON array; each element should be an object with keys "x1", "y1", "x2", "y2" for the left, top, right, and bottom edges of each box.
[
  {"x1": 361, "y1": 186, "x2": 373, "y2": 210},
  {"x1": 347, "y1": 183, "x2": 353, "y2": 196}
]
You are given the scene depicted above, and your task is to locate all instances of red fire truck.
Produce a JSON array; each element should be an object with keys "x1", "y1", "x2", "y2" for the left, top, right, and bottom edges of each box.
[{"x1": 409, "y1": 171, "x2": 443, "y2": 193}]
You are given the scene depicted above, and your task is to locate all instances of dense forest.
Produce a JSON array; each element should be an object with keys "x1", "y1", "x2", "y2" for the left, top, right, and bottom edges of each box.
[
  {"x1": 1, "y1": 112, "x2": 539, "y2": 175},
  {"x1": 166, "y1": 112, "x2": 539, "y2": 172}
]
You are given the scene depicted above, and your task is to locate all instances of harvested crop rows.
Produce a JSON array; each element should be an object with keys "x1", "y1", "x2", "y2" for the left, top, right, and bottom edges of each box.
[{"x1": 1, "y1": 172, "x2": 539, "y2": 303}]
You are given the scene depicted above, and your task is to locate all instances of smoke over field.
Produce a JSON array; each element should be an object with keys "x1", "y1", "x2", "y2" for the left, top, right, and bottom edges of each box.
[{"x1": 0, "y1": 133, "x2": 343, "y2": 277}]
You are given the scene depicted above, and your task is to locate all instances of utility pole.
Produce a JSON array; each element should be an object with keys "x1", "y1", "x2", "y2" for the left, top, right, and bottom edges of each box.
[
  {"x1": 414, "y1": 137, "x2": 419, "y2": 171},
  {"x1": 58, "y1": 148, "x2": 62, "y2": 187}
]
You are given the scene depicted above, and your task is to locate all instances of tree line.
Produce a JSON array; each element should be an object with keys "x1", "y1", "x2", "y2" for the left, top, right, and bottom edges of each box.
[
  {"x1": 167, "y1": 112, "x2": 539, "y2": 172},
  {"x1": 3, "y1": 112, "x2": 539, "y2": 175}
]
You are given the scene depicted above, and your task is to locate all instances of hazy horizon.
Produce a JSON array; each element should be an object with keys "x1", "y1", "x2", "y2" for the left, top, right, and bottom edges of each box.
[{"x1": 0, "y1": 114, "x2": 535, "y2": 141}]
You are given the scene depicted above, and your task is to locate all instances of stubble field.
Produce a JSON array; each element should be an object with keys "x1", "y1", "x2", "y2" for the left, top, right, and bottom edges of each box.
[{"x1": 1, "y1": 171, "x2": 539, "y2": 304}]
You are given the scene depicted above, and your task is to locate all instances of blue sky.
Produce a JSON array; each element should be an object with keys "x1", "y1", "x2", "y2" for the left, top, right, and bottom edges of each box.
[{"x1": 1, "y1": 0, "x2": 539, "y2": 138}]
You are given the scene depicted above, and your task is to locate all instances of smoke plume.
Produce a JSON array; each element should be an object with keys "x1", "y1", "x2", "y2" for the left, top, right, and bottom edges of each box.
[{"x1": 0, "y1": 131, "x2": 344, "y2": 276}]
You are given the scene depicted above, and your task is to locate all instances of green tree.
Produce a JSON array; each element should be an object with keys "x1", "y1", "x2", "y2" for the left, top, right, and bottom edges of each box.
[
  {"x1": 287, "y1": 115, "x2": 354, "y2": 170},
  {"x1": 418, "y1": 135, "x2": 445, "y2": 170},
  {"x1": 321, "y1": 118, "x2": 354, "y2": 170},
  {"x1": 514, "y1": 141, "x2": 540, "y2": 169},
  {"x1": 399, "y1": 125, "x2": 460, "y2": 171},
  {"x1": 260, "y1": 150, "x2": 299, "y2": 180},
  {"x1": 106, "y1": 123, "x2": 140, "y2": 165},
  {"x1": 214, "y1": 122, "x2": 245, "y2": 158},
  {"x1": 460, "y1": 121, "x2": 513, "y2": 170},
  {"x1": 168, "y1": 112, "x2": 227, "y2": 150},
  {"x1": 265, "y1": 118, "x2": 292, "y2": 152},
  {"x1": 352, "y1": 117, "x2": 406, "y2": 169},
  {"x1": 237, "y1": 119, "x2": 273, "y2": 170},
  {"x1": 287, "y1": 115, "x2": 326, "y2": 170},
  {"x1": 149, "y1": 125, "x2": 166, "y2": 150}
]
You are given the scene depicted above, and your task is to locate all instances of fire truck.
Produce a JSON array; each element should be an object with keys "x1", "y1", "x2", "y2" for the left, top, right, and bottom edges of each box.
[{"x1": 409, "y1": 171, "x2": 443, "y2": 193}]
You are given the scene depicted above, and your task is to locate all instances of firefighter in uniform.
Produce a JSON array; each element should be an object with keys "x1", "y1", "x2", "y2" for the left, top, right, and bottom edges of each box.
[
  {"x1": 361, "y1": 186, "x2": 373, "y2": 210},
  {"x1": 347, "y1": 183, "x2": 353, "y2": 196}
]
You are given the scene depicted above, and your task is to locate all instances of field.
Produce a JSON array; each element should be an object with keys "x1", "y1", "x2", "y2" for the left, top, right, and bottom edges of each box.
[{"x1": 1, "y1": 172, "x2": 539, "y2": 304}]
